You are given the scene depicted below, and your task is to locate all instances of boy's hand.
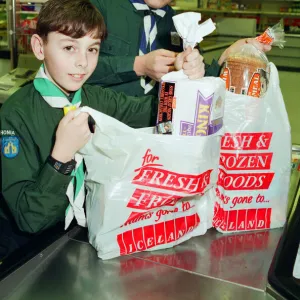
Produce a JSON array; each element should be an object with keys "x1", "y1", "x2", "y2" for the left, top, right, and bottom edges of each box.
[
  {"x1": 174, "y1": 47, "x2": 205, "y2": 80},
  {"x1": 218, "y1": 38, "x2": 272, "y2": 66},
  {"x1": 134, "y1": 49, "x2": 176, "y2": 81},
  {"x1": 51, "y1": 110, "x2": 91, "y2": 163}
]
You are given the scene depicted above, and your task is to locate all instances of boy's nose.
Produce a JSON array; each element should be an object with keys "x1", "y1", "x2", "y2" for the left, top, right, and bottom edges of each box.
[{"x1": 76, "y1": 52, "x2": 88, "y2": 69}]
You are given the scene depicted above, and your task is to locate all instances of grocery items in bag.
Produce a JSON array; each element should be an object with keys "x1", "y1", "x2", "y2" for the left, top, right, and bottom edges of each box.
[
  {"x1": 157, "y1": 12, "x2": 226, "y2": 135},
  {"x1": 157, "y1": 74, "x2": 225, "y2": 136},
  {"x1": 213, "y1": 63, "x2": 291, "y2": 233},
  {"x1": 79, "y1": 107, "x2": 221, "y2": 259},
  {"x1": 220, "y1": 45, "x2": 269, "y2": 98},
  {"x1": 220, "y1": 22, "x2": 285, "y2": 98}
]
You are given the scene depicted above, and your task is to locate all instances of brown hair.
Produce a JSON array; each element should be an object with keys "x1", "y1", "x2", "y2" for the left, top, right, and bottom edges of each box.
[{"x1": 36, "y1": 0, "x2": 107, "y2": 41}]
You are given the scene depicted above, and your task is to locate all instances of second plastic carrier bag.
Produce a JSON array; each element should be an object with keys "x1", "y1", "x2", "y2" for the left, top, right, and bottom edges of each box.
[{"x1": 213, "y1": 63, "x2": 291, "y2": 233}]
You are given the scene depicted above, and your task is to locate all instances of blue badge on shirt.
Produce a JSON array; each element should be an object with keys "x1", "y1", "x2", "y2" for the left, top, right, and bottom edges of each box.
[{"x1": 1, "y1": 136, "x2": 20, "y2": 158}]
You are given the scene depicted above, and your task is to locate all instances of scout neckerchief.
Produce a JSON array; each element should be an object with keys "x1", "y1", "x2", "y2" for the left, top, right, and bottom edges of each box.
[
  {"x1": 129, "y1": 0, "x2": 168, "y2": 94},
  {"x1": 34, "y1": 64, "x2": 86, "y2": 229}
]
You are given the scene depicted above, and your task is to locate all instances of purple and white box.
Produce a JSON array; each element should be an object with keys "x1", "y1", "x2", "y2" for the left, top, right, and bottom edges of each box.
[{"x1": 172, "y1": 76, "x2": 225, "y2": 136}]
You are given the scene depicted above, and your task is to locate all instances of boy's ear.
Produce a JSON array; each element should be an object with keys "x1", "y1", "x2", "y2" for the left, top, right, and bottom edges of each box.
[{"x1": 31, "y1": 34, "x2": 45, "y2": 60}]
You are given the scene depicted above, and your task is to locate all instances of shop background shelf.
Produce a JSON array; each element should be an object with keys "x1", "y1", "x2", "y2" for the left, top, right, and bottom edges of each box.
[{"x1": 174, "y1": 7, "x2": 300, "y2": 16}]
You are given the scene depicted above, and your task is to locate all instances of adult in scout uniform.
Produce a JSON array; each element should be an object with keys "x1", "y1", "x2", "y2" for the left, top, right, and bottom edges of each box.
[
  {"x1": 87, "y1": 0, "x2": 214, "y2": 97},
  {"x1": 0, "y1": 0, "x2": 206, "y2": 258},
  {"x1": 88, "y1": 0, "x2": 272, "y2": 97}
]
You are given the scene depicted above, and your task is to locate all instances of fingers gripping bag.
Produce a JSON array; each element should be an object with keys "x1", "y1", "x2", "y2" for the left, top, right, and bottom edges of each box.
[
  {"x1": 213, "y1": 62, "x2": 291, "y2": 233},
  {"x1": 79, "y1": 107, "x2": 222, "y2": 259}
]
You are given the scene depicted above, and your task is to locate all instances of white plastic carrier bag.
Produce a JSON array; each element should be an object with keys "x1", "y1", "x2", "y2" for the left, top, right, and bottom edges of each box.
[
  {"x1": 79, "y1": 107, "x2": 222, "y2": 260},
  {"x1": 213, "y1": 63, "x2": 291, "y2": 233}
]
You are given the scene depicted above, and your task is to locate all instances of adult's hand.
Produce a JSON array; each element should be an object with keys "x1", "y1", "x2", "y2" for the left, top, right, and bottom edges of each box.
[
  {"x1": 134, "y1": 49, "x2": 176, "y2": 81},
  {"x1": 175, "y1": 46, "x2": 205, "y2": 79}
]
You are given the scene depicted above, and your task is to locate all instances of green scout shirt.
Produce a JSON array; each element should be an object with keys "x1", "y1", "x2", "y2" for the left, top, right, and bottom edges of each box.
[
  {"x1": 0, "y1": 83, "x2": 156, "y2": 234},
  {"x1": 87, "y1": 0, "x2": 221, "y2": 97}
]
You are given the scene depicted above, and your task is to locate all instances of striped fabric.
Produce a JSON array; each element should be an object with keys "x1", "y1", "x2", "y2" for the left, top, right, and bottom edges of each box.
[
  {"x1": 129, "y1": 0, "x2": 168, "y2": 94},
  {"x1": 34, "y1": 64, "x2": 86, "y2": 229}
]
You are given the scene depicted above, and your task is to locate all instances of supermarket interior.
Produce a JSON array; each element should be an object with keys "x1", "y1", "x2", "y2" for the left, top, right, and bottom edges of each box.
[
  {"x1": 1, "y1": 1, "x2": 300, "y2": 299},
  {"x1": 0, "y1": 0, "x2": 299, "y2": 143}
]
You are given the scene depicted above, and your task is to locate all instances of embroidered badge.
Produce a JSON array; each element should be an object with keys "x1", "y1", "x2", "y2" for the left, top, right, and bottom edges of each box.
[
  {"x1": 171, "y1": 32, "x2": 181, "y2": 46},
  {"x1": 1, "y1": 136, "x2": 20, "y2": 158},
  {"x1": 0, "y1": 130, "x2": 15, "y2": 136}
]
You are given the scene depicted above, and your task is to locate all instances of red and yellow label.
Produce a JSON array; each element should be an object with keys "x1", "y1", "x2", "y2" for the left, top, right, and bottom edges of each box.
[
  {"x1": 220, "y1": 67, "x2": 231, "y2": 91},
  {"x1": 256, "y1": 29, "x2": 274, "y2": 45},
  {"x1": 247, "y1": 72, "x2": 261, "y2": 98}
]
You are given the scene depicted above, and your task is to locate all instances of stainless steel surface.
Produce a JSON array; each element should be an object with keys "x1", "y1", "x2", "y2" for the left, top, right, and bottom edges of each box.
[
  {"x1": 133, "y1": 228, "x2": 283, "y2": 290},
  {"x1": 0, "y1": 228, "x2": 283, "y2": 300},
  {"x1": 0, "y1": 228, "x2": 79, "y2": 300},
  {"x1": 266, "y1": 284, "x2": 287, "y2": 300}
]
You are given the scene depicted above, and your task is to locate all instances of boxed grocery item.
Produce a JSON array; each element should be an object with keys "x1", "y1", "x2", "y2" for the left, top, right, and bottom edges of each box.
[
  {"x1": 157, "y1": 74, "x2": 226, "y2": 136},
  {"x1": 207, "y1": 0, "x2": 218, "y2": 9},
  {"x1": 219, "y1": 0, "x2": 232, "y2": 10}
]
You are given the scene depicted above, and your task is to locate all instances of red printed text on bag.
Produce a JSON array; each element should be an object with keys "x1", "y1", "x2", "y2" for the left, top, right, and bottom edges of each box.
[
  {"x1": 117, "y1": 213, "x2": 200, "y2": 255},
  {"x1": 221, "y1": 132, "x2": 273, "y2": 150}
]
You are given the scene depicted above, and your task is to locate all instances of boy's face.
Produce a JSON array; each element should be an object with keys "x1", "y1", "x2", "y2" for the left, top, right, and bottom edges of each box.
[
  {"x1": 144, "y1": 0, "x2": 172, "y2": 8},
  {"x1": 34, "y1": 32, "x2": 100, "y2": 94}
]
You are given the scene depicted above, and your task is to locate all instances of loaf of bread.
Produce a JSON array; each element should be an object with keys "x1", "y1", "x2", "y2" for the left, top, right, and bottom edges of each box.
[{"x1": 220, "y1": 44, "x2": 269, "y2": 98}]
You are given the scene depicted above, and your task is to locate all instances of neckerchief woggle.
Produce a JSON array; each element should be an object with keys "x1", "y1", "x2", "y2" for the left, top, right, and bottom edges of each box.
[{"x1": 34, "y1": 64, "x2": 86, "y2": 229}]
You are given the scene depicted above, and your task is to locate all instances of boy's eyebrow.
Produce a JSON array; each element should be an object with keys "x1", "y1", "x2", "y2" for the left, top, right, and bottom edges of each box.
[
  {"x1": 59, "y1": 38, "x2": 100, "y2": 47},
  {"x1": 59, "y1": 38, "x2": 78, "y2": 43},
  {"x1": 89, "y1": 41, "x2": 101, "y2": 47}
]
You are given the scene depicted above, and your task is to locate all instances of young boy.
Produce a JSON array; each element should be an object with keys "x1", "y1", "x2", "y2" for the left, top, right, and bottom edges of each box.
[{"x1": 0, "y1": 0, "x2": 206, "y2": 256}]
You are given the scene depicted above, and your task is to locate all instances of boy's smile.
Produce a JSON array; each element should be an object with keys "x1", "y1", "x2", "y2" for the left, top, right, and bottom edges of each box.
[{"x1": 32, "y1": 32, "x2": 101, "y2": 94}]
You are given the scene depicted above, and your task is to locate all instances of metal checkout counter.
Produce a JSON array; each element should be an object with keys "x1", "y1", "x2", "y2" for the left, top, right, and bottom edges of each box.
[
  {"x1": 2, "y1": 196, "x2": 300, "y2": 300},
  {"x1": 0, "y1": 225, "x2": 284, "y2": 300}
]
